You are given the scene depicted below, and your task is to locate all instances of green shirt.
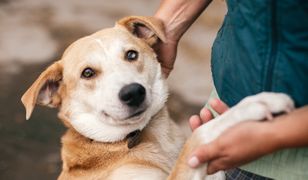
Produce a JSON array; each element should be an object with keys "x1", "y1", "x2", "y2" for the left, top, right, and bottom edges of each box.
[{"x1": 210, "y1": 0, "x2": 308, "y2": 178}]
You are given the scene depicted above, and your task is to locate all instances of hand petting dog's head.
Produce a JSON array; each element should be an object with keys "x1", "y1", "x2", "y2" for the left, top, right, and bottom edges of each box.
[{"x1": 21, "y1": 16, "x2": 168, "y2": 142}]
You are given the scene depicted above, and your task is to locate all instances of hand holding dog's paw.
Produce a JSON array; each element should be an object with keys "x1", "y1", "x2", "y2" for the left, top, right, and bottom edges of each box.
[
  {"x1": 188, "y1": 120, "x2": 279, "y2": 174},
  {"x1": 187, "y1": 92, "x2": 295, "y2": 175}
]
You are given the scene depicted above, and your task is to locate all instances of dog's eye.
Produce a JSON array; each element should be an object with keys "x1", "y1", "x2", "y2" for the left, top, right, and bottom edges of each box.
[
  {"x1": 81, "y1": 68, "x2": 95, "y2": 79},
  {"x1": 125, "y1": 50, "x2": 138, "y2": 61}
]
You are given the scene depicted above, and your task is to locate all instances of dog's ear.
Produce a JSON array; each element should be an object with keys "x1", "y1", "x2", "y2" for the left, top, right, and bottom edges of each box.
[
  {"x1": 117, "y1": 16, "x2": 166, "y2": 46},
  {"x1": 21, "y1": 61, "x2": 63, "y2": 120}
]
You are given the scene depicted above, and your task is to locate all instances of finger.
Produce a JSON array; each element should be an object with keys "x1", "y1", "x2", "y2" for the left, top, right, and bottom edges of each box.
[
  {"x1": 188, "y1": 144, "x2": 219, "y2": 168},
  {"x1": 161, "y1": 67, "x2": 171, "y2": 78},
  {"x1": 200, "y1": 108, "x2": 213, "y2": 123},
  {"x1": 189, "y1": 115, "x2": 202, "y2": 131},
  {"x1": 209, "y1": 98, "x2": 229, "y2": 114},
  {"x1": 207, "y1": 160, "x2": 223, "y2": 175}
]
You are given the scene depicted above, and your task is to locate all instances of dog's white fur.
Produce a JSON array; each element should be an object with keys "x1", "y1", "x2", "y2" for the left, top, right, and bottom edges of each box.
[{"x1": 21, "y1": 16, "x2": 295, "y2": 180}]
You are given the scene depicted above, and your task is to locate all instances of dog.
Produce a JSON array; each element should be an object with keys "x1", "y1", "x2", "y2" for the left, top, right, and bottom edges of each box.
[{"x1": 21, "y1": 16, "x2": 294, "y2": 179}]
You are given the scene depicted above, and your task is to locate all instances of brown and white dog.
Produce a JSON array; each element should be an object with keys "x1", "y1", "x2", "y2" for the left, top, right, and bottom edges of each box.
[{"x1": 21, "y1": 16, "x2": 294, "y2": 180}]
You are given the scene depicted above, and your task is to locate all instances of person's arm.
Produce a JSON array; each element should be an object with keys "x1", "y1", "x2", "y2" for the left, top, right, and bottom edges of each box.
[
  {"x1": 188, "y1": 105, "x2": 308, "y2": 174},
  {"x1": 273, "y1": 106, "x2": 308, "y2": 148},
  {"x1": 154, "y1": 0, "x2": 213, "y2": 76}
]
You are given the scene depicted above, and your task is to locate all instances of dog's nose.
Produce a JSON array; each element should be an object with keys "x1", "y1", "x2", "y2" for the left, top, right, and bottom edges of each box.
[{"x1": 119, "y1": 83, "x2": 146, "y2": 107}]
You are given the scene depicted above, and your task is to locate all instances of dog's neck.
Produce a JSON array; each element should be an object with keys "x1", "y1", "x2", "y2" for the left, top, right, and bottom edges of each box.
[
  {"x1": 60, "y1": 106, "x2": 173, "y2": 173},
  {"x1": 124, "y1": 107, "x2": 168, "y2": 148}
]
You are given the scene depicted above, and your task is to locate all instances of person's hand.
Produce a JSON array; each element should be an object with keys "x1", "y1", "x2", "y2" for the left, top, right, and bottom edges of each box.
[
  {"x1": 187, "y1": 97, "x2": 308, "y2": 175},
  {"x1": 187, "y1": 98, "x2": 279, "y2": 174},
  {"x1": 153, "y1": 39, "x2": 178, "y2": 77},
  {"x1": 153, "y1": 0, "x2": 212, "y2": 77},
  {"x1": 188, "y1": 120, "x2": 278, "y2": 174}
]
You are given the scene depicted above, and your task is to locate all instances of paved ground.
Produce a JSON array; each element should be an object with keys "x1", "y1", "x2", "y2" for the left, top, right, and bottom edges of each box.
[{"x1": 0, "y1": 0, "x2": 226, "y2": 179}]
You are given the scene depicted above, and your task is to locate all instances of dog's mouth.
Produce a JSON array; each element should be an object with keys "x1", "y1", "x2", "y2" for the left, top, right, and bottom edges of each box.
[
  {"x1": 126, "y1": 109, "x2": 146, "y2": 119},
  {"x1": 101, "y1": 107, "x2": 147, "y2": 123}
]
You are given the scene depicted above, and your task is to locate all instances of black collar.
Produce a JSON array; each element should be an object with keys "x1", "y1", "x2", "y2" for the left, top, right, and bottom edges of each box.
[{"x1": 126, "y1": 129, "x2": 142, "y2": 149}]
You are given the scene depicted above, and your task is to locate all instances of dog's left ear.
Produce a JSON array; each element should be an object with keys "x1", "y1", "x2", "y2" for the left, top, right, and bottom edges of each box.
[
  {"x1": 21, "y1": 61, "x2": 63, "y2": 120},
  {"x1": 117, "y1": 16, "x2": 166, "y2": 46}
]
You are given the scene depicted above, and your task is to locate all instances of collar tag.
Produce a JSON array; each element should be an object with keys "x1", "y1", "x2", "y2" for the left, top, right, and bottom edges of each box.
[{"x1": 126, "y1": 130, "x2": 141, "y2": 149}]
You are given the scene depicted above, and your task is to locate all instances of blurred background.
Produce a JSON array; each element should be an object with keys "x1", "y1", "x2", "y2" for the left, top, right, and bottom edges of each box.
[{"x1": 0, "y1": 0, "x2": 226, "y2": 179}]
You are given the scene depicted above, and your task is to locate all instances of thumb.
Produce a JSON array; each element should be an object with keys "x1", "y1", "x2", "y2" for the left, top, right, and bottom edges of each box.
[{"x1": 187, "y1": 143, "x2": 219, "y2": 168}]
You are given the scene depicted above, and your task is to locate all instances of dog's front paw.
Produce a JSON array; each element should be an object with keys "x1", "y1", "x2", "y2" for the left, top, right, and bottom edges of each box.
[{"x1": 234, "y1": 92, "x2": 295, "y2": 121}]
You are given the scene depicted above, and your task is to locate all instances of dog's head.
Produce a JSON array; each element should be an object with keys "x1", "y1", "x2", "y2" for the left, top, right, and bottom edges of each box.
[{"x1": 21, "y1": 16, "x2": 168, "y2": 142}]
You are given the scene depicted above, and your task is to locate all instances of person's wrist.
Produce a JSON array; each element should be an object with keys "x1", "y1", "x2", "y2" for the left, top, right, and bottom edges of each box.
[
  {"x1": 260, "y1": 121, "x2": 283, "y2": 153},
  {"x1": 154, "y1": 13, "x2": 182, "y2": 43}
]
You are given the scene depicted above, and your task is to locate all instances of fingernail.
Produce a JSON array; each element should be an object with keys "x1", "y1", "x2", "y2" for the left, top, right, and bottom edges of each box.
[
  {"x1": 210, "y1": 98, "x2": 219, "y2": 106},
  {"x1": 188, "y1": 156, "x2": 199, "y2": 168}
]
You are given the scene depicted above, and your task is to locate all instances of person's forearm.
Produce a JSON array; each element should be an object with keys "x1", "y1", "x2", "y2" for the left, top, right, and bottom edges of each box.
[
  {"x1": 269, "y1": 106, "x2": 308, "y2": 150},
  {"x1": 154, "y1": 0, "x2": 212, "y2": 42}
]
